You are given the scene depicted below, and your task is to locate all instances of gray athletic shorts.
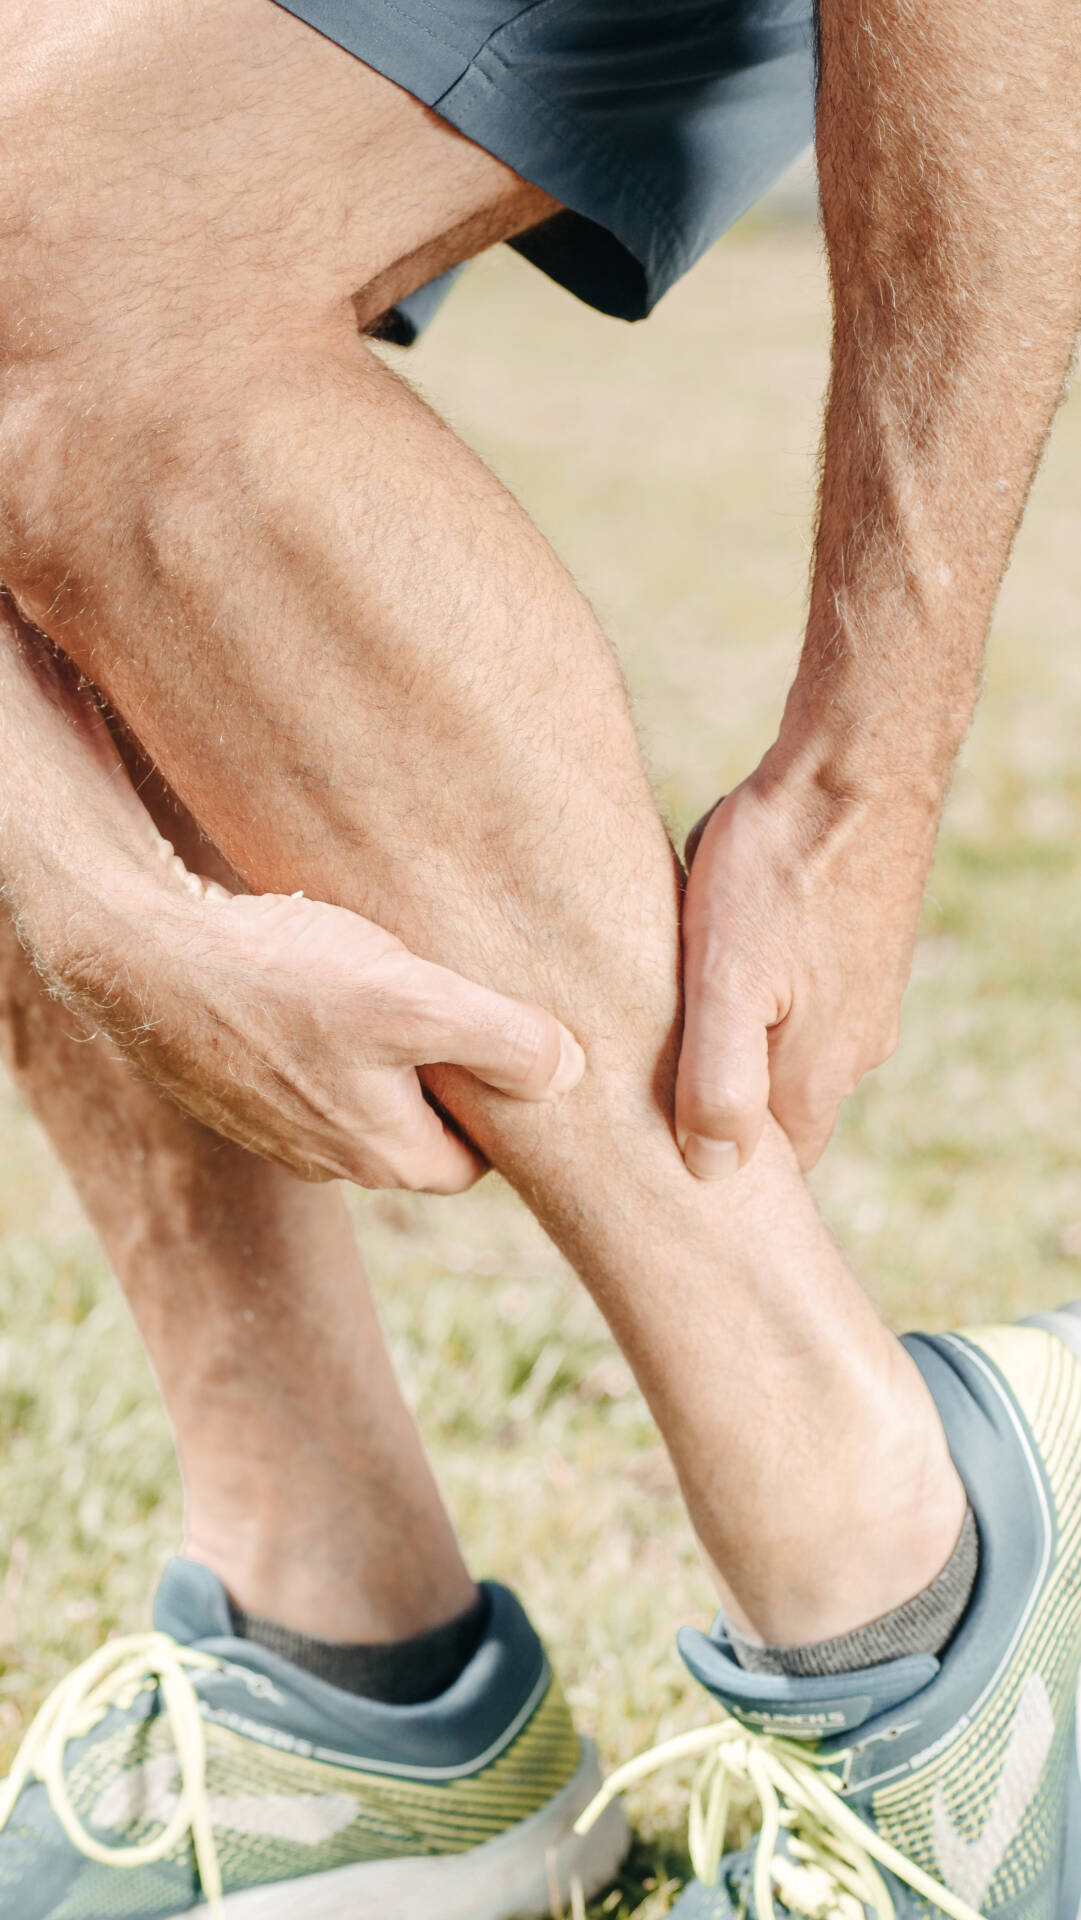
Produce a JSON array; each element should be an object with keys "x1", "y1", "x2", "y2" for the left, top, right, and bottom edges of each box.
[{"x1": 271, "y1": 0, "x2": 815, "y2": 338}]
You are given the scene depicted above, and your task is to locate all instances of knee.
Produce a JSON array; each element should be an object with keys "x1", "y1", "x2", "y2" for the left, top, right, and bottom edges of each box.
[
  {"x1": 0, "y1": 42, "x2": 172, "y2": 606},
  {"x1": 0, "y1": 242, "x2": 307, "y2": 643},
  {"x1": 0, "y1": 322, "x2": 371, "y2": 645},
  {"x1": 0, "y1": 11, "x2": 347, "y2": 621},
  {"x1": 0, "y1": 219, "x2": 226, "y2": 629},
  {"x1": 0, "y1": 361, "x2": 166, "y2": 636}
]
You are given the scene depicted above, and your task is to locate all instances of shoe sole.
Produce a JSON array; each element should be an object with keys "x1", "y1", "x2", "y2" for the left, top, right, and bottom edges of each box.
[{"x1": 191, "y1": 1741, "x2": 629, "y2": 1920}]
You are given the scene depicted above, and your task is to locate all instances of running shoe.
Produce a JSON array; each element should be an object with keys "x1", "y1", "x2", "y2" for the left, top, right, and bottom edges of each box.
[
  {"x1": 0, "y1": 1558, "x2": 628, "y2": 1918},
  {"x1": 579, "y1": 1306, "x2": 1081, "y2": 1919}
]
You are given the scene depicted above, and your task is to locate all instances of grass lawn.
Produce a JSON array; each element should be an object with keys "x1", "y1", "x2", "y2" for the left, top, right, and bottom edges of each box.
[{"x1": 2, "y1": 194, "x2": 1080, "y2": 1915}]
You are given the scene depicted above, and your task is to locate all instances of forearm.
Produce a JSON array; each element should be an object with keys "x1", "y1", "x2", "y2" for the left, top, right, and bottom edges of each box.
[
  {"x1": 779, "y1": 0, "x2": 1081, "y2": 795},
  {"x1": 678, "y1": 0, "x2": 1079, "y2": 1167}
]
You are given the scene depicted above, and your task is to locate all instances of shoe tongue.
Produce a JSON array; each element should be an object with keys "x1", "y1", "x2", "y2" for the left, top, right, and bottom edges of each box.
[
  {"x1": 678, "y1": 1624, "x2": 938, "y2": 1741},
  {"x1": 153, "y1": 1558, "x2": 236, "y2": 1645}
]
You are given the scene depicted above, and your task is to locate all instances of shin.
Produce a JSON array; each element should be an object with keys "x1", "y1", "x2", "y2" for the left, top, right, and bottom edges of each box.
[{"x1": 0, "y1": 894, "x2": 474, "y2": 1641}]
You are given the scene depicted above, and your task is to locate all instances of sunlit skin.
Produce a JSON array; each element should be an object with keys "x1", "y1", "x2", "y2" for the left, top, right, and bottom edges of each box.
[{"x1": 0, "y1": 0, "x2": 1077, "y2": 1650}]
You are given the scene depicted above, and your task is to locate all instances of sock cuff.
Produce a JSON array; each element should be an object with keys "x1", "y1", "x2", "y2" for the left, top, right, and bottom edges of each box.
[
  {"x1": 230, "y1": 1588, "x2": 491, "y2": 1704},
  {"x1": 728, "y1": 1502, "x2": 979, "y2": 1678}
]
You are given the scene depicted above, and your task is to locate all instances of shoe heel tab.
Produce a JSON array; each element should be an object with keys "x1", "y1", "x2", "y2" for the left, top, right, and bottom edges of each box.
[
  {"x1": 479, "y1": 1581, "x2": 546, "y2": 1666},
  {"x1": 1020, "y1": 1304, "x2": 1081, "y2": 1366},
  {"x1": 678, "y1": 1626, "x2": 938, "y2": 1739},
  {"x1": 153, "y1": 1558, "x2": 235, "y2": 1645}
]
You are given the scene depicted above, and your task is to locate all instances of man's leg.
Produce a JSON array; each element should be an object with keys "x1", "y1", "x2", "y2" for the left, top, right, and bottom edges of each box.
[
  {"x1": 0, "y1": 893, "x2": 476, "y2": 1646},
  {"x1": 0, "y1": 0, "x2": 964, "y2": 1648}
]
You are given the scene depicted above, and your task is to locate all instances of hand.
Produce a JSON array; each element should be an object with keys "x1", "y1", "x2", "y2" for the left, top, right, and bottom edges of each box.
[
  {"x1": 676, "y1": 758, "x2": 938, "y2": 1175},
  {"x1": 8, "y1": 641, "x2": 584, "y2": 1195},
  {"x1": 76, "y1": 882, "x2": 586, "y2": 1194},
  {"x1": 50, "y1": 876, "x2": 585, "y2": 1194}
]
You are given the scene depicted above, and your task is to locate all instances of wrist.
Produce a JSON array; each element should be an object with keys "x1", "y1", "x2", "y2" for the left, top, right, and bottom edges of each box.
[
  {"x1": 9, "y1": 832, "x2": 202, "y2": 1032},
  {"x1": 767, "y1": 656, "x2": 973, "y2": 815},
  {"x1": 779, "y1": 559, "x2": 986, "y2": 803},
  {"x1": 749, "y1": 720, "x2": 950, "y2": 864}
]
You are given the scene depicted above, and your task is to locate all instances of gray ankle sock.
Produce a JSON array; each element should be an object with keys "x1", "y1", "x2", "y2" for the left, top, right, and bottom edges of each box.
[
  {"x1": 728, "y1": 1503, "x2": 979, "y2": 1677},
  {"x1": 229, "y1": 1589, "x2": 490, "y2": 1704}
]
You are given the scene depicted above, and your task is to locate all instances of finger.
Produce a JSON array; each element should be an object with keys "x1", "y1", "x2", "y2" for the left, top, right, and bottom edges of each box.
[
  {"x1": 683, "y1": 798, "x2": 724, "y2": 871},
  {"x1": 349, "y1": 1072, "x2": 488, "y2": 1196},
  {"x1": 398, "y1": 1113, "x2": 489, "y2": 1196},
  {"x1": 766, "y1": 1027, "x2": 844, "y2": 1170},
  {"x1": 675, "y1": 963, "x2": 771, "y2": 1179},
  {"x1": 392, "y1": 957, "x2": 586, "y2": 1102},
  {"x1": 770, "y1": 1091, "x2": 839, "y2": 1172}
]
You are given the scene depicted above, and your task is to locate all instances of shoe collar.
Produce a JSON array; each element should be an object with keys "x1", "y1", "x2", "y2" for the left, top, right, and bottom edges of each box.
[
  {"x1": 679, "y1": 1328, "x2": 1053, "y2": 1791},
  {"x1": 152, "y1": 1559, "x2": 550, "y2": 1778}
]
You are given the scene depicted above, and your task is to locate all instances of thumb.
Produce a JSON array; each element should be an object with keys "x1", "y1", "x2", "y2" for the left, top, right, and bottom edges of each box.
[
  {"x1": 675, "y1": 965, "x2": 771, "y2": 1179},
  {"x1": 393, "y1": 955, "x2": 587, "y2": 1102}
]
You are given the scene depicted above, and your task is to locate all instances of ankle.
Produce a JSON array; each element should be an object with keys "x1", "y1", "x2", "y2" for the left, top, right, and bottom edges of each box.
[
  {"x1": 717, "y1": 1349, "x2": 968, "y2": 1648},
  {"x1": 183, "y1": 1511, "x2": 479, "y2": 1645},
  {"x1": 230, "y1": 1587, "x2": 492, "y2": 1702},
  {"x1": 728, "y1": 1503, "x2": 978, "y2": 1674}
]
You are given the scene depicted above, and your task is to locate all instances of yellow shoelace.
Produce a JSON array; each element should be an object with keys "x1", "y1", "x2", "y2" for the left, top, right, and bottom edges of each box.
[
  {"x1": 575, "y1": 1715, "x2": 985, "y2": 1920},
  {"x1": 0, "y1": 1632, "x2": 226, "y2": 1917}
]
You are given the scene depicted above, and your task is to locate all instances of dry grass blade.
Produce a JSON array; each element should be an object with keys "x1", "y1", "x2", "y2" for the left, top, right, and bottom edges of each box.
[{"x1": 0, "y1": 1540, "x2": 29, "y2": 1651}]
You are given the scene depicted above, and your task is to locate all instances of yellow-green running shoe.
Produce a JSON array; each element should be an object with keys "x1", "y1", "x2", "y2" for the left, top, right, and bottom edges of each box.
[
  {"x1": 0, "y1": 1562, "x2": 628, "y2": 1918},
  {"x1": 579, "y1": 1308, "x2": 1081, "y2": 1919}
]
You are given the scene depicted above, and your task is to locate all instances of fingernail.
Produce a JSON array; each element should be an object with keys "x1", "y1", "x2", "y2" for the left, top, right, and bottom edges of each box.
[
  {"x1": 549, "y1": 1030, "x2": 586, "y2": 1095},
  {"x1": 683, "y1": 1134, "x2": 740, "y2": 1180}
]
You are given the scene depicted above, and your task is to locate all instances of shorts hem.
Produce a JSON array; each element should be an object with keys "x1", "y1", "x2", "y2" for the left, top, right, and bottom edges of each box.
[
  {"x1": 271, "y1": 0, "x2": 688, "y2": 317},
  {"x1": 436, "y1": 54, "x2": 688, "y2": 318},
  {"x1": 270, "y1": 0, "x2": 814, "y2": 322}
]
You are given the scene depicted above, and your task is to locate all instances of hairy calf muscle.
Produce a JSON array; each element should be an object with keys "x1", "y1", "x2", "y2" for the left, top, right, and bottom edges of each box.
[{"x1": 0, "y1": 0, "x2": 965, "y2": 1656}]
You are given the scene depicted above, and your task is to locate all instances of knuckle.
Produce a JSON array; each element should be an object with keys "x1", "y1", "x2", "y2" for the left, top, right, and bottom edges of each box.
[
  {"x1": 384, "y1": 986, "x2": 443, "y2": 1051},
  {"x1": 687, "y1": 934, "x2": 747, "y2": 989},
  {"x1": 314, "y1": 1117, "x2": 413, "y2": 1190},
  {"x1": 499, "y1": 1005, "x2": 551, "y2": 1082},
  {"x1": 838, "y1": 1062, "x2": 863, "y2": 1099},
  {"x1": 681, "y1": 1081, "x2": 757, "y2": 1136},
  {"x1": 869, "y1": 1023, "x2": 901, "y2": 1068}
]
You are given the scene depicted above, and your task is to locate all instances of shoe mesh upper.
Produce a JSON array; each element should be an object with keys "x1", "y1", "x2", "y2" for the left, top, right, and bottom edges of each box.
[
  {"x1": 869, "y1": 1327, "x2": 1081, "y2": 1919},
  {"x1": 0, "y1": 1670, "x2": 581, "y2": 1915}
]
